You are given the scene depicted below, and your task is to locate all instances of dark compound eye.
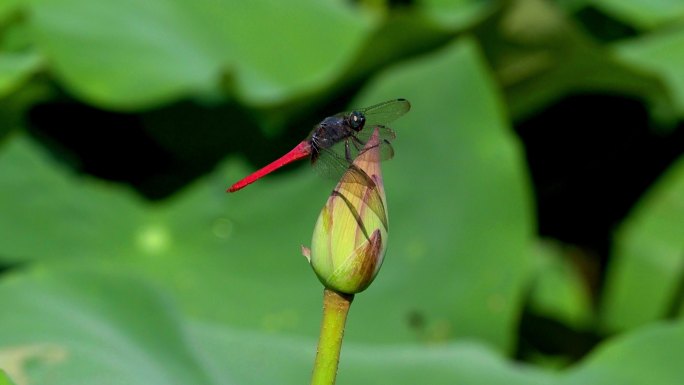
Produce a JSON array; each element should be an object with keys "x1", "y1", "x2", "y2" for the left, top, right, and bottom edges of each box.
[{"x1": 349, "y1": 111, "x2": 365, "y2": 131}]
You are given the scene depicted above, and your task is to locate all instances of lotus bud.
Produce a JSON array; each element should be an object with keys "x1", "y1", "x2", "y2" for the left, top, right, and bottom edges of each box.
[{"x1": 305, "y1": 128, "x2": 389, "y2": 294}]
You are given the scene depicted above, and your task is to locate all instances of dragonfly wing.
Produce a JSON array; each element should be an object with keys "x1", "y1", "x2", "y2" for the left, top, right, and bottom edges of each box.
[
  {"x1": 312, "y1": 141, "x2": 357, "y2": 180},
  {"x1": 355, "y1": 125, "x2": 396, "y2": 143},
  {"x1": 351, "y1": 135, "x2": 394, "y2": 162},
  {"x1": 360, "y1": 98, "x2": 411, "y2": 127},
  {"x1": 377, "y1": 139, "x2": 394, "y2": 161}
]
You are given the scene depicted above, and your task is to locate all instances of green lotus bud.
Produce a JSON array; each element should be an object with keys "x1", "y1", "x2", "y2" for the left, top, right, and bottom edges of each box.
[{"x1": 304, "y1": 128, "x2": 389, "y2": 294}]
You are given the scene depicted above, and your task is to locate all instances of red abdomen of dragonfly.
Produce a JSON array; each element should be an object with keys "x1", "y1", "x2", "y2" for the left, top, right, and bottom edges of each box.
[{"x1": 227, "y1": 141, "x2": 312, "y2": 192}]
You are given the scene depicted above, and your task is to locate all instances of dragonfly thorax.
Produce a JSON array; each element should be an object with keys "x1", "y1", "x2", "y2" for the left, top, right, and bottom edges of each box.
[{"x1": 310, "y1": 114, "x2": 360, "y2": 150}]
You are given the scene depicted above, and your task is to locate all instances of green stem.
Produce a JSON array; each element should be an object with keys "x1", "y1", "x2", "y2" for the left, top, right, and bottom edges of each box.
[{"x1": 311, "y1": 288, "x2": 354, "y2": 385}]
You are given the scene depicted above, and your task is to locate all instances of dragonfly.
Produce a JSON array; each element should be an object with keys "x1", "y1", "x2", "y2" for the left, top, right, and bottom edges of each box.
[{"x1": 228, "y1": 98, "x2": 411, "y2": 194}]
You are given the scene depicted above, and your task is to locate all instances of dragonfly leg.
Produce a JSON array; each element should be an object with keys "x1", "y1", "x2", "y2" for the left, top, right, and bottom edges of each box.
[
  {"x1": 352, "y1": 135, "x2": 376, "y2": 155},
  {"x1": 351, "y1": 136, "x2": 364, "y2": 151},
  {"x1": 344, "y1": 139, "x2": 353, "y2": 163}
]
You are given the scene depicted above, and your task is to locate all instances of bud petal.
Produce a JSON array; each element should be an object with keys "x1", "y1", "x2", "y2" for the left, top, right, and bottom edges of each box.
[{"x1": 307, "y1": 129, "x2": 389, "y2": 294}]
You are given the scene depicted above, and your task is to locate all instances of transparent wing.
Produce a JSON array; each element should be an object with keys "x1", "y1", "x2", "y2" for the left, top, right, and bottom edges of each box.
[
  {"x1": 311, "y1": 142, "x2": 350, "y2": 181},
  {"x1": 359, "y1": 98, "x2": 411, "y2": 128},
  {"x1": 312, "y1": 135, "x2": 394, "y2": 180},
  {"x1": 352, "y1": 134, "x2": 394, "y2": 162},
  {"x1": 355, "y1": 125, "x2": 396, "y2": 147}
]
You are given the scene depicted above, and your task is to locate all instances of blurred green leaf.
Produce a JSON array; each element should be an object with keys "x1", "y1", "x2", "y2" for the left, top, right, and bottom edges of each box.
[
  {"x1": 616, "y1": 26, "x2": 684, "y2": 119},
  {"x1": 0, "y1": 267, "x2": 218, "y2": 385},
  {"x1": 587, "y1": 0, "x2": 684, "y2": 30},
  {"x1": 0, "y1": 266, "x2": 559, "y2": 385},
  {"x1": 0, "y1": 134, "x2": 148, "y2": 262},
  {"x1": 0, "y1": 51, "x2": 41, "y2": 98},
  {"x1": 191, "y1": 320, "x2": 557, "y2": 385},
  {"x1": 528, "y1": 241, "x2": 593, "y2": 330},
  {"x1": 3, "y1": 265, "x2": 683, "y2": 384},
  {"x1": 20, "y1": 0, "x2": 373, "y2": 109},
  {"x1": 418, "y1": 0, "x2": 495, "y2": 29},
  {"x1": 0, "y1": 0, "x2": 20, "y2": 23},
  {"x1": 562, "y1": 321, "x2": 684, "y2": 385},
  {"x1": 334, "y1": 0, "x2": 494, "y2": 91},
  {"x1": 479, "y1": 0, "x2": 674, "y2": 121},
  {"x1": 0, "y1": 370, "x2": 17, "y2": 385},
  {"x1": 600, "y1": 155, "x2": 684, "y2": 331}
]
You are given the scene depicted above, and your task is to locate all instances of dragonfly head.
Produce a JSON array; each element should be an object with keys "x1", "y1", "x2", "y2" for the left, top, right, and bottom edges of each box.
[{"x1": 348, "y1": 111, "x2": 366, "y2": 132}]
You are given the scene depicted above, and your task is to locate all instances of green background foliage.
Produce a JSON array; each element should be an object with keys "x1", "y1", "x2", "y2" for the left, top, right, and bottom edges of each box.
[{"x1": 1, "y1": 0, "x2": 683, "y2": 384}]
